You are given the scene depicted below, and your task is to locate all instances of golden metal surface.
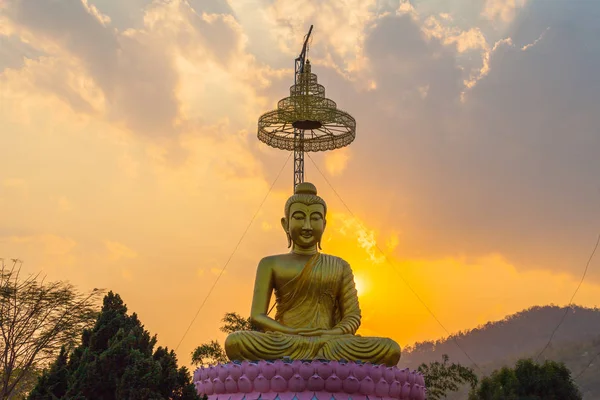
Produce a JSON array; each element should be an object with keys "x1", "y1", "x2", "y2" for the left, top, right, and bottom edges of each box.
[
  {"x1": 224, "y1": 183, "x2": 400, "y2": 366},
  {"x1": 257, "y1": 62, "x2": 356, "y2": 152}
]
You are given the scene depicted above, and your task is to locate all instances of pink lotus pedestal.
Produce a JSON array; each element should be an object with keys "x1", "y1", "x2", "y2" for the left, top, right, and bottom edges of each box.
[{"x1": 193, "y1": 360, "x2": 426, "y2": 400}]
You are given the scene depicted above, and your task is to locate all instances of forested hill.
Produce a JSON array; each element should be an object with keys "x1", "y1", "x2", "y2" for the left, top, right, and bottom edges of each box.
[
  {"x1": 399, "y1": 305, "x2": 600, "y2": 399},
  {"x1": 400, "y1": 305, "x2": 600, "y2": 367}
]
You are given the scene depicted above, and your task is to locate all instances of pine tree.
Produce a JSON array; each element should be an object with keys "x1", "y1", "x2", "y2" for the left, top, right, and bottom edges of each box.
[
  {"x1": 28, "y1": 346, "x2": 69, "y2": 399},
  {"x1": 29, "y1": 292, "x2": 200, "y2": 400}
]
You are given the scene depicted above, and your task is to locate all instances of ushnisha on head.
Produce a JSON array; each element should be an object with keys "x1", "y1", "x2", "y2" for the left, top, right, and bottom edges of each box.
[{"x1": 281, "y1": 182, "x2": 327, "y2": 252}]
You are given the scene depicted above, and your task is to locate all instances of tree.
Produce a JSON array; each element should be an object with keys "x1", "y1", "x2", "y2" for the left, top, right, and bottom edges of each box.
[
  {"x1": 191, "y1": 312, "x2": 252, "y2": 367},
  {"x1": 417, "y1": 354, "x2": 478, "y2": 400},
  {"x1": 28, "y1": 291, "x2": 200, "y2": 400},
  {"x1": 0, "y1": 259, "x2": 102, "y2": 399},
  {"x1": 468, "y1": 358, "x2": 582, "y2": 400}
]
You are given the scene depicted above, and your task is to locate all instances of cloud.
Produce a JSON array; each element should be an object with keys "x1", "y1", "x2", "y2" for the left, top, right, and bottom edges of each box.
[
  {"x1": 324, "y1": 147, "x2": 351, "y2": 177},
  {"x1": 210, "y1": 267, "x2": 226, "y2": 276},
  {"x1": 350, "y1": 0, "x2": 600, "y2": 281},
  {"x1": 3, "y1": 0, "x2": 600, "y2": 365},
  {"x1": 2, "y1": 178, "x2": 27, "y2": 189},
  {"x1": 482, "y1": 0, "x2": 527, "y2": 23},
  {"x1": 105, "y1": 240, "x2": 137, "y2": 261},
  {"x1": 267, "y1": 0, "x2": 380, "y2": 74},
  {"x1": 0, "y1": 235, "x2": 78, "y2": 271},
  {"x1": 1, "y1": 0, "x2": 273, "y2": 145}
]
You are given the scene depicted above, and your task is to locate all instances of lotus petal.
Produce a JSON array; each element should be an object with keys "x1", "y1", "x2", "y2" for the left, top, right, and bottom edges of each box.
[
  {"x1": 307, "y1": 374, "x2": 325, "y2": 392},
  {"x1": 389, "y1": 381, "x2": 401, "y2": 399},
  {"x1": 271, "y1": 375, "x2": 288, "y2": 392},
  {"x1": 370, "y1": 365, "x2": 384, "y2": 382},
  {"x1": 342, "y1": 376, "x2": 360, "y2": 394},
  {"x1": 230, "y1": 364, "x2": 243, "y2": 381},
  {"x1": 299, "y1": 362, "x2": 315, "y2": 380},
  {"x1": 297, "y1": 391, "x2": 314, "y2": 400},
  {"x1": 384, "y1": 368, "x2": 395, "y2": 384},
  {"x1": 359, "y1": 376, "x2": 374, "y2": 395},
  {"x1": 289, "y1": 374, "x2": 307, "y2": 392},
  {"x1": 279, "y1": 363, "x2": 295, "y2": 381},
  {"x1": 213, "y1": 378, "x2": 226, "y2": 394},
  {"x1": 278, "y1": 392, "x2": 296, "y2": 400},
  {"x1": 261, "y1": 362, "x2": 277, "y2": 380},
  {"x1": 225, "y1": 376, "x2": 238, "y2": 393},
  {"x1": 253, "y1": 374, "x2": 270, "y2": 393},
  {"x1": 260, "y1": 392, "x2": 277, "y2": 400},
  {"x1": 317, "y1": 362, "x2": 334, "y2": 379},
  {"x1": 353, "y1": 365, "x2": 368, "y2": 381},
  {"x1": 245, "y1": 364, "x2": 260, "y2": 381},
  {"x1": 203, "y1": 379, "x2": 214, "y2": 395},
  {"x1": 400, "y1": 383, "x2": 411, "y2": 399},
  {"x1": 334, "y1": 363, "x2": 350, "y2": 380},
  {"x1": 238, "y1": 376, "x2": 252, "y2": 393},
  {"x1": 409, "y1": 384, "x2": 420, "y2": 399},
  {"x1": 315, "y1": 391, "x2": 331, "y2": 400},
  {"x1": 395, "y1": 369, "x2": 407, "y2": 386},
  {"x1": 324, "y1": 374, "x2": 342, "y2": 393},
  {"x1": 375, "y1": 378, "x2": 390, "y2": 398}
]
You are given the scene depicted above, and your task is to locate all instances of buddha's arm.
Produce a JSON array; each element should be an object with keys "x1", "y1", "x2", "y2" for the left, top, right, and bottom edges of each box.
[
  {"x1": 249, "y1": 258, "x2": 299, "y2": 334},
  {"x1": 332, "y1": 261, "x2": 361, "y2": 334}
]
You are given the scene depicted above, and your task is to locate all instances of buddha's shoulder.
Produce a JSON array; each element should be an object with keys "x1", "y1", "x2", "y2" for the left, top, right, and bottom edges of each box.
[
  {"x1": 257, "y1": 253, "x2": 291, "y2": 266},
  {"x1": 320, "y1": 253, "x2": 351, "y2": 268}
]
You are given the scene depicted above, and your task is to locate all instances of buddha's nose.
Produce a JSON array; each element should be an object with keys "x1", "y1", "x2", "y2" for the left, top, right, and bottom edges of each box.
[{"x1": 302, "y1": 218, "x2": 312, "y2": 230}]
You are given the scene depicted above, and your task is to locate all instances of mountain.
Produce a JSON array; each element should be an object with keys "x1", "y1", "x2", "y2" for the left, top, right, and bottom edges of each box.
[{"x1": 398, "y1": 305, "x2": 600, "y2": 399}]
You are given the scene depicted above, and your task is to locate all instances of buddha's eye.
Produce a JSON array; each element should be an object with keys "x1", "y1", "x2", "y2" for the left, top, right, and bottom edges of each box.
[{"x1": 292, "y1": 214, "x2": 306, "y2": 220}]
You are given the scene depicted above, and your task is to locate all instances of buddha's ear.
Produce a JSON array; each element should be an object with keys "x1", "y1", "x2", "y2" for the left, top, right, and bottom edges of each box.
[
  {"x1": 281, "y1": 217, "x2": 291, "y2": 248},
  {"x1": 280, "y1": 217, "x2": 287, "y2": 232}
]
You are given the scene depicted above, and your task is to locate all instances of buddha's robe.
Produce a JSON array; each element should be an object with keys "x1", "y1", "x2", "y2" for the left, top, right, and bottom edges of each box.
[{"x1": 225, "y1": 254, "x2": 400, "y2": 366}]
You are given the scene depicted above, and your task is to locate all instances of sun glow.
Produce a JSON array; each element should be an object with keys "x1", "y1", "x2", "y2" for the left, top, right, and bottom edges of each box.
[{"x1": 354, "y1": 274, "x2": 368, "y2": 297}]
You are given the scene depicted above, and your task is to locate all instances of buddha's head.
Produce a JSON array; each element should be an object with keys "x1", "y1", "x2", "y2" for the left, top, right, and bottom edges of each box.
[{"x1": 281, "y1": 182, "x2": 327, "y2": 251}]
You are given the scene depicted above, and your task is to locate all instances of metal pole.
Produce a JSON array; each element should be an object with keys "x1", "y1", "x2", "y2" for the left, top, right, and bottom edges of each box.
[
  {"x1": 293, "y1": 54, "x2": 305, "y2": 191},
  {"x1": 294, "y1": 130, "x2": 304, "y2": 190}
]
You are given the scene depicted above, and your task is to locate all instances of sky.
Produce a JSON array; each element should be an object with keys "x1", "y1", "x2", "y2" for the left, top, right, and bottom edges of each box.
[{"x1": 1, "y1": 0, "x2": 600, "y2": 368}]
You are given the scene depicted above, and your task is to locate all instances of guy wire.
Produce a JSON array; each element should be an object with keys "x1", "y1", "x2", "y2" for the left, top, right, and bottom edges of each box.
[
  {"x1": 307, "y1": 153, "x2": 482, "y2": 372},
  {"x1": 535, "y1": 231, "x2": 600, "y2": 361},
  {"x1": 175, "y1": 152, "x2": 292, "y2": 351}
]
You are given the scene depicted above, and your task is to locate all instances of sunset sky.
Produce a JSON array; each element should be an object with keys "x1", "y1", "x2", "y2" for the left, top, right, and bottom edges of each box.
[{"x1": 1, "y1": 0, "x2": 600, "y2": 368}]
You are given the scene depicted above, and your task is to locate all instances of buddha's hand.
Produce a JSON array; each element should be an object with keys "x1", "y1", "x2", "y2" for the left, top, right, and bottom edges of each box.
[{"x1": 296, "y1": 328, "x2": 344, "y2": 337}]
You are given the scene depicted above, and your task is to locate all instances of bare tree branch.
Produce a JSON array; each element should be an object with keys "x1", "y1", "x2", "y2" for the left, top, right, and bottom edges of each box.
[{"x1": 0, "y1": 259, "x2": 103, "y2": 399}]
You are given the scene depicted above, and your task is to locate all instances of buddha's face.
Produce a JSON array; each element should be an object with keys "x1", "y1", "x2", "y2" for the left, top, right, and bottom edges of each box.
[{"x1": 283, "y1": 202, "x2": 326, "y2": 249}]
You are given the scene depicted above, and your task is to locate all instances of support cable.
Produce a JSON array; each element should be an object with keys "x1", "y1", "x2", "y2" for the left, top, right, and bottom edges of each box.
[
  {"x1": 175, "y1": 152, "x2": 293, "y2": 351},
  {"x1": 574, "y1": 351, "x2": 600, "y2": 381},
  {"x1": 307, "y1": 154, "x2": 482, "y2": 371},
  {"x1": 535, "y1": 231, "x2": 600, "y2": 361}
]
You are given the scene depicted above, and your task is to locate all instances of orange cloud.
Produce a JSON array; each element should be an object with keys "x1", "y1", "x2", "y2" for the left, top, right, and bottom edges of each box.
[
  {"x1": 324, "y1": 147, "x2": 352, "y2": 177},
  {"x1": 105, "y1": 240, "x2": 137, "y2": 261},
  {"x1": 482, "y1": 0, "x2": 527, "y2": 23}
]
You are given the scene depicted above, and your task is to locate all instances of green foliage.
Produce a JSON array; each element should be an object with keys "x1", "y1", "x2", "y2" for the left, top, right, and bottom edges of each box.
[
  {"x1": 417, "y1": 354, "x2": 478, "y2": 400},
  {"x1": 191, "y1": 340, "x2": 228, "y2": 367},
  {"x1": 191, "y1": 312, "x2": 252, "y2": 367},
  {"x1": 468, "y1": 359, "x2": 582, "y2": 400},
  {"x1": 0, "y1": 259, "x2": 102, "y2": 399},
  {"x1": 220, "y1": 312, "x2": 253, "y2": 334},
  {"x1": 28, "y1": 291, "x2": 200, "y2": 400}
]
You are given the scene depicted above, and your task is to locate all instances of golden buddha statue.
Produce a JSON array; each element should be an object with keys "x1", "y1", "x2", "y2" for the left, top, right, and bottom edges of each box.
[{"x1": 225, "y1": 182, "x2": 400, "y2": 366}]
